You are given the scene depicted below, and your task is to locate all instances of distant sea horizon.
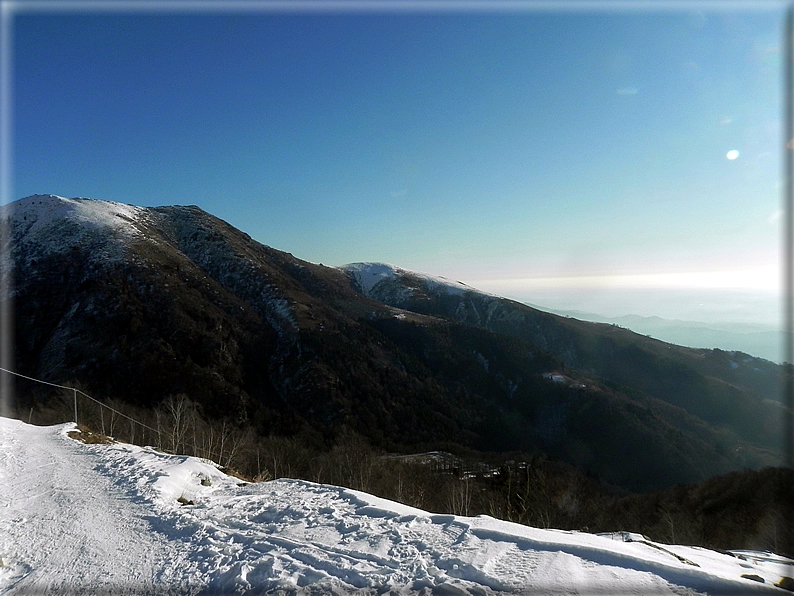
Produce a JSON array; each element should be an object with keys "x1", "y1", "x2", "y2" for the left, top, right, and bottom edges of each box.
[{"x1": 481, "y1": 286, "x2": 784, "y2": 363}]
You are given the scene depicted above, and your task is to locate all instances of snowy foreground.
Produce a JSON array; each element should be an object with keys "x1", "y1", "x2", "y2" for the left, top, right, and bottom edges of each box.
[{"x1": 1, "y1": 418, "x2": 792, "y2": 595}]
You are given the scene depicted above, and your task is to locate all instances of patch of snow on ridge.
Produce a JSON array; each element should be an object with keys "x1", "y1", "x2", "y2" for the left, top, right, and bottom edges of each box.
[
  {"x1": 8, "y1": 194, "x2": 144, "y2": 239},
  {"x1": 422, "y1": 275, "x2": 471, "y2": 296},
  {"x1": 343, "y1": 262, "x2": 477, "y2": 298},
  {"x1": 343, "y1": 262, "x2": 401, "y2": 295}
]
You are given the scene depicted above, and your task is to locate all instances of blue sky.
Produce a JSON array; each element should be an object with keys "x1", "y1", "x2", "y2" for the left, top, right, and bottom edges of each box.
[{"x1": 8, "y1": 2, "x2": 787, "y2": 324}]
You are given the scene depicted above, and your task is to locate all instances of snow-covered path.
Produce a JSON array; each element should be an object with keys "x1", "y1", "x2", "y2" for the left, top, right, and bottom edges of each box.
[
  {"x1": 1, "y1": 417, "x2": 792, "y2": 595},
  {"x1": 0, "y1": 418, "x2": 193, "y2": 594}
]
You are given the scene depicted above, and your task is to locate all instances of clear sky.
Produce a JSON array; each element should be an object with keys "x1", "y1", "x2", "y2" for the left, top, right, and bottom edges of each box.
[{"x1": 7, "y1": 1, "x2": 787, "y2": 325}]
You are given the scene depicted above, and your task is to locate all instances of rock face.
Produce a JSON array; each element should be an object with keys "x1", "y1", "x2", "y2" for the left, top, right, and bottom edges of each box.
[{"x1": 4, "y1": 195, "x2": 791, "y2": 491}]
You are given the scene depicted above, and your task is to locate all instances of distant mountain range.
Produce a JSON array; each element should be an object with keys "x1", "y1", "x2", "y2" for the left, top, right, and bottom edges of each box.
[
  {"x1": 530, "y1": 306, "x2": 785, "y2": 364},
  {"x1": 3, "y1": 195, "x2": 791, "y2": 492}
]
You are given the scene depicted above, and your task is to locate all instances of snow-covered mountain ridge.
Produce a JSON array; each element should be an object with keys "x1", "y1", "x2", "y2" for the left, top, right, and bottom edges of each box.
[
  {"x1": 342, "y1": 262, "x2": 479, "y2": 299},
  {"x1": 8, "y1": 194, "x2": 143, "y2": 232},
  {"x1": 2, "y1": 416, "x2": 792, "y2": 595},
  {"x1": 6, "y1": 194, "x2": 145, "y2": 248}
]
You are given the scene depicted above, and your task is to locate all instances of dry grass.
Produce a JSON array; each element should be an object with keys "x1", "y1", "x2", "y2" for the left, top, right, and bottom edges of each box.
[
  {"x1": 67, "y1": 425, "x2": 115, "y2": 445},
  {"x1": 219, "y1": 466, "x2": 255, "y2": 483},
  {"x1": 776, "y1": 577, "x2": 794, "y2": 592}
]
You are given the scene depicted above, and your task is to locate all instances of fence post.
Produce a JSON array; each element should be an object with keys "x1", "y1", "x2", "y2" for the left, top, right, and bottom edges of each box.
[{"x1": 73, "y1": 388, "x2": 78, "y2": 425}]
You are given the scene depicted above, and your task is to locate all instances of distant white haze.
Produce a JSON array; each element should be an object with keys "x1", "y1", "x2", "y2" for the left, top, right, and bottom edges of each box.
[
  {"x1": 477, "y1": 266, "x2": 779, "y2": 294},
  {"x1": 471, "y1": 267, "x2": 780, "y2": 326},
  {"x1": 468, "y1": 271, "x2": 783, "y2": 362}
]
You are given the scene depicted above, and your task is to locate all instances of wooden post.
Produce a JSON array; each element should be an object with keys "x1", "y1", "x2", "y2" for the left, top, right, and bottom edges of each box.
[{"x1": 73, "y1": 389, "x2": 78, "y2": 424}]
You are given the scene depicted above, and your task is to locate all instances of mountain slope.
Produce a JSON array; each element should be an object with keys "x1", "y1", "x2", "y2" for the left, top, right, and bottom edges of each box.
[
  {"x1": 3, "y1": 195, "x2": 790, "y2": 491},
  {"x1": 537, "y1": 306, "x2": 785, "y2": 364},
  {"x1": 2, "y1": 417, "x2": 792, "y2": 595},
  {"x1": 341, "y1": 263, "x2": 790, "y2": 454}
]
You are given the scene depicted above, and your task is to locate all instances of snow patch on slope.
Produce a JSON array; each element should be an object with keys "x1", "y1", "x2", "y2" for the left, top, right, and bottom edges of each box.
[
  {"x1": 343, "y1": 262, "x2": 476, "y2": 298},
  {"x1": 342, "y1": 262, "x2": 401, "y2": 295}
]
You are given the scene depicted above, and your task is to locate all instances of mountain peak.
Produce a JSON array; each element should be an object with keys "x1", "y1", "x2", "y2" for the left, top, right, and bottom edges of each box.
[{"x1": 7, "y1": 194, "x2": 145, "y2": 245}]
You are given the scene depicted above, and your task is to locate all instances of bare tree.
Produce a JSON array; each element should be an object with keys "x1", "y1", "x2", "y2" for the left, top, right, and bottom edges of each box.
[
  {"x1": 446, "y1": 476, "x2": 473, "y2": 516},
  {"x1": 162, "y1": 393, "x2": 193, "y2": 454}
]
